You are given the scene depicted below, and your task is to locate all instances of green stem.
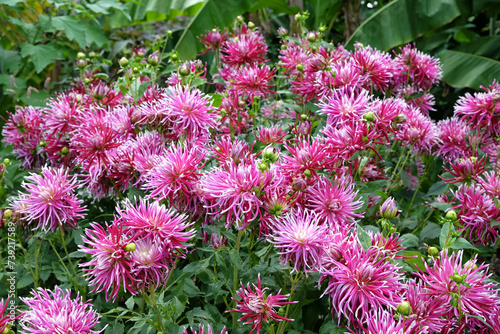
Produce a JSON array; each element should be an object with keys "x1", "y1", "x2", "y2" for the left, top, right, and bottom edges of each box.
[
  {"x1": 403, "y1": 179, "x2": 422, "y2": 220},
  {"x1": 149, "y1": 288, "x2": 166, "y2": 332},
  {"x1": 232, "y1": 228, "x2": 245, "y2": 329},
  {"x1": 18, "y1": 237, "x2": 37, "y2": 286},
  {"x1": 276, "y1": 271, "x2": 301, "y2": 334},
  {"x1": 59, "y1": 224, "x2": 76, "y2": 276},
  {"x1": 387, "y1": 145, "x2": 413, "y2": 196},
  {"x1": 48, "y1": 239, "x2": 73, "y2": 279}
]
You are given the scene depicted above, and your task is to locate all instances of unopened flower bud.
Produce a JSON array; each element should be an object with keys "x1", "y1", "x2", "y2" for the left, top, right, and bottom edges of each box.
[
  {"x1": 306, "y1": 31, "x2": 318, "y2": 42},
  {"x1": 258, "y1": 162, "x2": 269, "y2": 171},
  {"x1": 281, "y1": 44, "x2": 287, "y2": 50},
  {"x1": 303, "y1": 169, "x2": 311, "y2": 178},
  {"x1": 170, "y1": 53, "x2": 178, "y2": 62},
  {"x1": 364, "y1": 111, "x2": 375, "y2": 122},
  {"x1": 119, "y1": 57, "x2": 129, "y2": 67},
  {"x1": 451, "y1": 274, "x2": 465, "y2": 284},
  {"x1": 296, "y1": 64, "x2": 304, "y2": 71},
  {"x1": 179, "y1": 64, "x2": 190, "y2": 76},
  {"x1": 166, "y1": 30, "x2": 173, "y2": 36},
  {"x1": 263, "y1": 148, "x2": 279, "y2": 163},
  {"x1": 380, "y1": 197, "x2": 399, "y2": 219},
  {"x1": 394, "y1": 114, "x2": 407, "y2": 123},
  {"x1": 132, "y1": 67, "x2": 139, "y2": 73},
  {"x1": 148, "y1": 51, "x2": 160, "y2": 66},
  {"x1": 428, "y1": 246, "x2": 439, "y2": 256},
  {"x1": 294, "y1": 13, "x2": 301, "y2": 21},
  {"x1": 89, "y1": 51, "x2": 98, "y2": 58},
  {"x1": 3, "y1": 158, "x2": 10, "y2": 166},
  {"x1": 61, "y1": 147, "x2": 69, "y2": 155},
  {"x1": 278, "y1": 27, "x2": 288, "y2": 37},
  {"x1": 445, "y1": 210, "x2": 457, "y2": 221},
  {"x1": 76, "y1": 58, "x2": 87, "y2": 68},
  {"x1": 318, "y1": 25, "x2": 326, "y2": 33},
  {"x1": 396, "y1": 301, "x2": 412, "y2": 316},
  {"x1": 300, "y1": 113, "x2": 307, "y2": 121},
  {"x1": 236, "y1": 15, "x2": 244, "y2": 23},
  {"x1": 77, "y1": 52, "x2": 86, "y2": 59},
  {"x1": 83, "y1": 78, "x2": 90, "y2": 85},
  {"x1": 124, "y1": 243, "x2": 136, "y2": 252},
  {"x1": 292, "y1": 177, "x2": 307, "y2": 192},
  {"x1": 247, "y1": 21, "x2": 255, "y2": 29},
  {"x1": 238, "y1": 100, "x2": 246, "y2": 108},
  {"x1": 3, "y1": 209, "x2": 13, "y2": 219}
]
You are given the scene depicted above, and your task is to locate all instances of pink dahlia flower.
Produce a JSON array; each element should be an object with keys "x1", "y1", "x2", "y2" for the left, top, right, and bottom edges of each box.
[
  {"x1": 231, "y1": 64, "x2": 276, "y2": 100},
  {"x1": 0, "y1": 298, "x2": 13, "y2": 332},
  {"x1": 79, "y1": 222, "x2": 137, "y2": 301},
  {"x1": 228, "y1": 274, "x2": 296, "y2": 334},
  {"x1": 349, "y1": 309, "x2": 409, "y2": 334},
  {"x1": 221, "y1": 25, "x2": 267, "y2": 66},
  {"x1": 19, "y1": 286, "x2": 103, "y2": 333},
  {"x1": 184, "y1": 324, "x2": 227, "y2": 334},
  {"x1": 270, "y1": 209, "x2": 330, "y2": 272},
  {"x1": 395, "y1": 44, "x2": 442, "y2": 90},
  {"x1": 317, "y1": 87, "x2": 370, "y2": 126},
  {"x1": 305, "y1": 176, "x2": 363, "y2": 228},
  {"x1": 198, "y1": 27, "x2": 228, "y2": 53},
  {"x1": 320, "y1": 246, "x2": 404, "y2": 324},
  {"x1": 416, "y1": 250, "x2": 500, "y2": 327},
  {"x1": 436, "y1": 117, "x2": 472, "y2": 161},
  {"x1": 13, "y1": 166, "x2": 86, "y2": 232}
]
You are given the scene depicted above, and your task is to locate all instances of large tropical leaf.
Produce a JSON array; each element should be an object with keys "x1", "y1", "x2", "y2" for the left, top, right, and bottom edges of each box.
[
  {"x1": 454, "y1": 36, "x2": 500, "y2": 60},
  {"x1": 308, "y1": 0, "x2": 342, "y2": 30},
  {"x1": 175, "y1": 0, "x2": 270, "y2": 60},
  {"x1": 346, "y1": 0, "x2": 461, "y2": 51},
  {"x1": 439, "y1": 50, "x2": 500, "y2": 88}
]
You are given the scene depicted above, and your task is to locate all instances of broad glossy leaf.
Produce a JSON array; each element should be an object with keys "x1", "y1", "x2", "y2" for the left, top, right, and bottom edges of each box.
[
  {"x1": 346, "y1": 0, "x2": 460, "y2": 51},
  {"x1": 175, "y1": 0, "x2": 264, "y2": 60},
  {"x1": 439, "y1": 50, "x2": 500, "y2": 89},
  {"x1": 454, "y1": 36, "x2": 500, "y2": 60},
  {"x1": 309, "y1": 0, "x2": 342, "y2": 30}
]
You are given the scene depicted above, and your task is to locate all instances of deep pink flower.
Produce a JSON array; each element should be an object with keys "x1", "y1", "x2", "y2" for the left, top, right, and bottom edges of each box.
[
  {"x1": 198, "y1": 27, "x2": 228, "y2": 53},
  {"x1": 436, "y1": 117, "x2": 472, "y2": 161},
  {"x1": 352, "y1": 45, "x2": 394, "y2": 91},
  {"x1": 231, "y1": 64, "x2": 276, "y2": 100},
  {"x1": 255, "y1": 125, "x2": 287, "y2": 145},
  {"x1": 396, "y1": 85, "x2": 436, "y2": 114},
  {"x1": 211, "y1": 136, "x2": 252, "y2": 167},
  {"x1": 116, "y1": 198, "x2": 194, "y2": 251},
  {"x1": 142, "y1": 144, "x2": 205, "y2": 208},
  {"x1": 201, "y1": 162, "x2": 281, "y2": 229},
  {"x1": 317, "y1": 87, "x2": 370, "y2": 126},
  {"x1": 455, "y1": 88, "x2": 500, "y2": 133},
  {"x1": 2, "y1": 106, "x2": 45, "y2": 169},
  {"x1": 19, "y1": 286, "x2": 103, "y2": 333},
  {"x1": 452, "y1": 185, "x2": 499, "y2": 245},
  {"x1": 79, "y1": 222, "x2": 137, "y2": 301},
  {"x1": 129, "y1": 237, "x2": 171, "y2": 290},
  {"x1": 349, "y1": 309, "x2": 409, "y2": 334},
  {"x1": 369, "y1": 97, "x2": 406, "y2": 141},
  {"x1": 320, "y1": 246, "x2": 404, "y2": 324},
  {"x1": 479, "y1": 171, "x2": 500, "y2": 198},
  {"x1": 278, "y1": 139, "x2": 327, "y2": 181},
  {"x1": 395, "y1": 44, "x2": 442, "y2": 90},
  {"x1": 370, "y1": 233, "x2": 406, "y2": 260},
  {"x1": 305, "y1": 176, "x2": 363, "y2": 228},
  {"x1": 441, "y1": 156, "x2": 488, "y2": 184},
  {"x1": 129, "y1": 130, "x2": 166, "y2": 180},
  {"x1": 44, "y1": 92, "x2": 83, "y2": 135},
  {"x1": 395, "y1": 106, "x2": 439, "y2": 155},
  {"x1": 12, "y1": 166, "x2": 86, "y2": 232},
  {"x1": 278, "y1": 40, "x2": 311, "y2": 76},
  {"x1": 416, "y1": 251, "x2": 500, "y2": 329},
  {"x1": 228, "y1": 274, "x2": 296, "y2": 334},
  {"x1": 221, "y1": 25, "x2": 267, "y2": 66},
  {"x1": 0, "y1": 298, "x2": 13, "y2": 332},
  {"x1": 270, "y1": 209, "x2": 330, "y2": 272}
]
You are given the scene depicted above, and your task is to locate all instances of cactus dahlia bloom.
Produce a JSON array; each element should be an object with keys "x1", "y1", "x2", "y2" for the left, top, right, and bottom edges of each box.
[
  {"x1": 79, "y1": 222, "x2": 137, "y2": 302},
  {"x1": 19, "y1": 287, "x2": 103, "y2": 334},
  {"x1": 320, "y1": 246, "x2": 404, "y2": 324},
  {"x1": 221, "y1": 25, "x2": 268, "y2": 66},
  {"x1": 201, "y1": 162, "x2": 281, "y2": 229},
  {"x1": 13, "y1": 166, "x2": 86, "y2": 232},
  {"x1": 305, "y1": 176, "x2": 363, "y2": 229},
  {"x1": 270, "y1": 209, "x2": 330, "y2": 273},
  {"x1": 436, "y1": 117, "x2": 472, "y2": 161},
  {"x1": 416, "y1": 250, "x2": 500, "y2": 328},
  {"x1": 395, "y1": 44, "x2": 442, "y2": 90},
  {"x1": 349, "y1": 309, "x2": 409, "y2": 334},
  {"x1": 231, "y1": 64, "x2": 276, "y2": 100},
  {"x1": 228, "y1": 275, "x2": 296, "y2": 334},
  {"x1": 317, "y1": 87, "x2": 370, "y2": 126},
  {"x1": 0, "y1": 298, "x2": 13, "y2": 332}
]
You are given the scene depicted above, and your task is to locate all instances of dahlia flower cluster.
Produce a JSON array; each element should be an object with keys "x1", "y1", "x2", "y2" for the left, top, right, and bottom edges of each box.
[{"x1": 2, "y1": 17, "x2": 500, "y2": 334}]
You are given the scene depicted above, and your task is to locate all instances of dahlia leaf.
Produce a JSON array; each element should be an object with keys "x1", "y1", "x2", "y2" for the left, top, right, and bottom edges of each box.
[
  {"x1": 356, "y1": 224, "x2": 372, "y2": 251},
  {"x1": 403, "y1": 251, "x2": 427, "y2": 272},
  {"x1": 401, "y1": 233, "x2": 419, "y2": 248},
  {"x1": 449, "y1": 237, "x2": 478, "y2": 251},
  {"x1": 419, "y1": 222, "x2": 441, "y2": 241},
  {"x1": 426, "y1": 181, "x2": 448, "y2": 196},
  {"x1": 125, "y1": 296, "x2": 135, "y2": 310}
]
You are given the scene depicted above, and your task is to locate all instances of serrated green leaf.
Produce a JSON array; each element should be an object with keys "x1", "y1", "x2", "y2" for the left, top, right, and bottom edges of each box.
[
  {"x1": 450, "y1": 237, "x2": 478, "y2": 251},
  {"x1": 357, "y1": 224, "x2": 372, "y2": 251},
  {"x1": 125, "y1": 296, "x2": 135, "y2": 310},
  {"x1": 429, "y1": 202, "x2": 452, "y2": 211},
  {"x1": 404, "y1": 251, "x2": 427, "y2": 272},
  {"x1": 401, "y1": 233, "x2": 419, "y2": 248},
  {"x1": 51, "y1": 16, "x2": 88, "y2": 48},
  {"x1": 19, "y1": 44, "x2": 64, "y2": 73},
  {"x1": 426, "y1": 181, "x2": 448, "y2": 196}
]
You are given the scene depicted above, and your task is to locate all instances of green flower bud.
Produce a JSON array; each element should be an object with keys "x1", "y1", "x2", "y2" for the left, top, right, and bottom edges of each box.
[
  {"x1": 61, "y1": 147, "x2": 69, "y2": 155},
  {"x1": 396, "y1": 301, "x2": 412, "y2": 316},
  {"x1": 296, "y1": 64, "x2": 304, "y2": 71},
  {"x1": 124, "y1": 243, "x2": 136, "y2": 252},
  {"x1": 236, "y1": 15, "x2": 244, "y2": 23},
  {"x1": 300, "y1": 113, "x2": 308, "y2": 121},
  {"x1": 179, "y1": 64, "x2": 190, "y2": 76},
  {"x1": 132, "y1": 67, "x2": 140, "y2": 73},
  {"x1": 318, "y1": 25, "x2": 326, "y2": 33},
  {"x1": 445, "y1": 210, "x2": 457, "y2": 221},
  {"x1": 380, "y1": 197, "x2": 398, "y2": 219},
  {"x1": 76, "y1": 52, "x2": 86, "y2": 59},
  {"x1": 258, "y1": 162, "x2": 269, "y2": 171},
  {"x1": 89, "y1": 51, "x2": 98, "y2": 58},
  {"x1": 247, "y1": 21, "x2": 255, "y2": 29},
  {"x1": 3, "y1": 158, "x2": 10, "y2": 166},
  {"x1": 427, "y1": 246, "x2": 439, "y2": 256},
  {"x1": 119, "y1": 57, "x2": 129, "y2": 67},
  {"x1": 304, "y1": 169, "x2": 311, "y2": 178},
  {"x1": 394, "y1": 114, "x2": 407, "y2": 123},
  {"x1": 306, "y1": 31, "x2": 318, "y2": 42},
  {"x1": 170, "y1": 53, "x2": 178, "y2": 62},
  {"x1": 263, "y1": 148, "x2": 279, "y2": 163},
  {"x1": 294, "y1": 13, "x2": 301, "y2": 21},
  {"x1": 83, "y1": 78, "x2": 90, "y2": 85},
  {"x1": 364, "y1": 111, "x2": 375, "y2": 122},
  {"x1": 451, "y1": 274, "x2": 465, "y2": 284},
  {"x1": 3, "y1": 209, "x2": 13, "y2": 219},
  {"x1": 76, "y1": 58, "x2": 87, "y2": 68}
]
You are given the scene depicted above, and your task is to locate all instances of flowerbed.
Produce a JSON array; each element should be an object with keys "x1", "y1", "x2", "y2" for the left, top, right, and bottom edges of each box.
[{"x1": 1, "y1": 18, "x2": 500, "y2": 334}]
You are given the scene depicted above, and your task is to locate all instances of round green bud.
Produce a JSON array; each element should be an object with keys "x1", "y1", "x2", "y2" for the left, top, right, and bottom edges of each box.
[
  {"x1": 364, "y1": 111, "x2": 375, "y2": 122},
  {"x1": 281, "y1": 44, "x2": 287, "y2": 50},
  {"x1": 306, "y1": 31, "x2": 317, "y2": 42},
  {"x1": 247, "y1": 21, "x2": 255, "y2": 29},
  {"x1": 170, "y1": 53, "x2": 178, "y2": 62},
  {"x1": 304, "y1": 169, "x2": 312, "y2": 178},
  {"x1": 179, "y1": 64, "x2": 190, "y2": 76},
  {"x1": 119, "y1": 57, "x2": 129, "y2": 67},
  {"x1": 296, "y1": 63, "x2": 304, "y2": 71},
  {"x1": 310, "y1": 46, "x2": 317, "y2": 52},
  {"x1": 396, "y1": 301, "x2": 412, "y2": 316},
  {"x1": 294, "y1": 13, "x2": 301, "y2": 21},
  {"x1": 124, "y1": 243, "x2": 136, "y2": 252},
  {"x1": 76, "y1": 58, "x2": 87, "y2": 68},
  {"x1": 445, "y1": 210, "x2": 457, "y2": 221},
  {"x1": 318, "y1": 26, "x2": 326, "y2": 33},
  {"x1": 132, "y1": 67, "x2": 140, "y2": 73},
  {"x1": 89, "y1": 51, "x2": 98, "y2": 58},
  {"x1": 451, "y1": 274, "x2": 464, "y2": 284},
  {"x1": 258, "y1": 162, "x2": 269, "y2": 171},
  {"x1": 3, "y1": 158, "x2": 10, "y2": 166},
  {"x1": 166, "y1": 30, "x2": 173, "y2": 36},
  {"x1": 300, "y1": 113, "x2": 308, "y2": 121},
  {"x1": 395, "y1": 114, "x2": 407, "y2": 123},
  {"x1": 428, "y1": 246, "x2": 439, "y2": 256},
  {"x1": 83, "y1": 78, "x2": 90, "y2": 85},
  {"x1": 61, "y1": 147, "x2": 69, "y2": 155},
  {"x1": 3, "y1": 209, "x2": 13, "y2": 219},
  {"x1": 76, "y1": 52, "x2": 86, "y2": 59},
  {"x1": 236, "y1": 15, "x2": 244, "y2": 23}
]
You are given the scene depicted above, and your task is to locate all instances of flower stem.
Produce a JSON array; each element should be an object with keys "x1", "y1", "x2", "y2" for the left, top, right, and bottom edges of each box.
[
  {"x1": 276, "y1": 271, "x2": 301, "y2": 334},
  {"x1": 59, "y1": 224, "x2": 76, "y2": 276},
  {"x1": 232, "y1": 228, "x2": 245, "y2": 329}
]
